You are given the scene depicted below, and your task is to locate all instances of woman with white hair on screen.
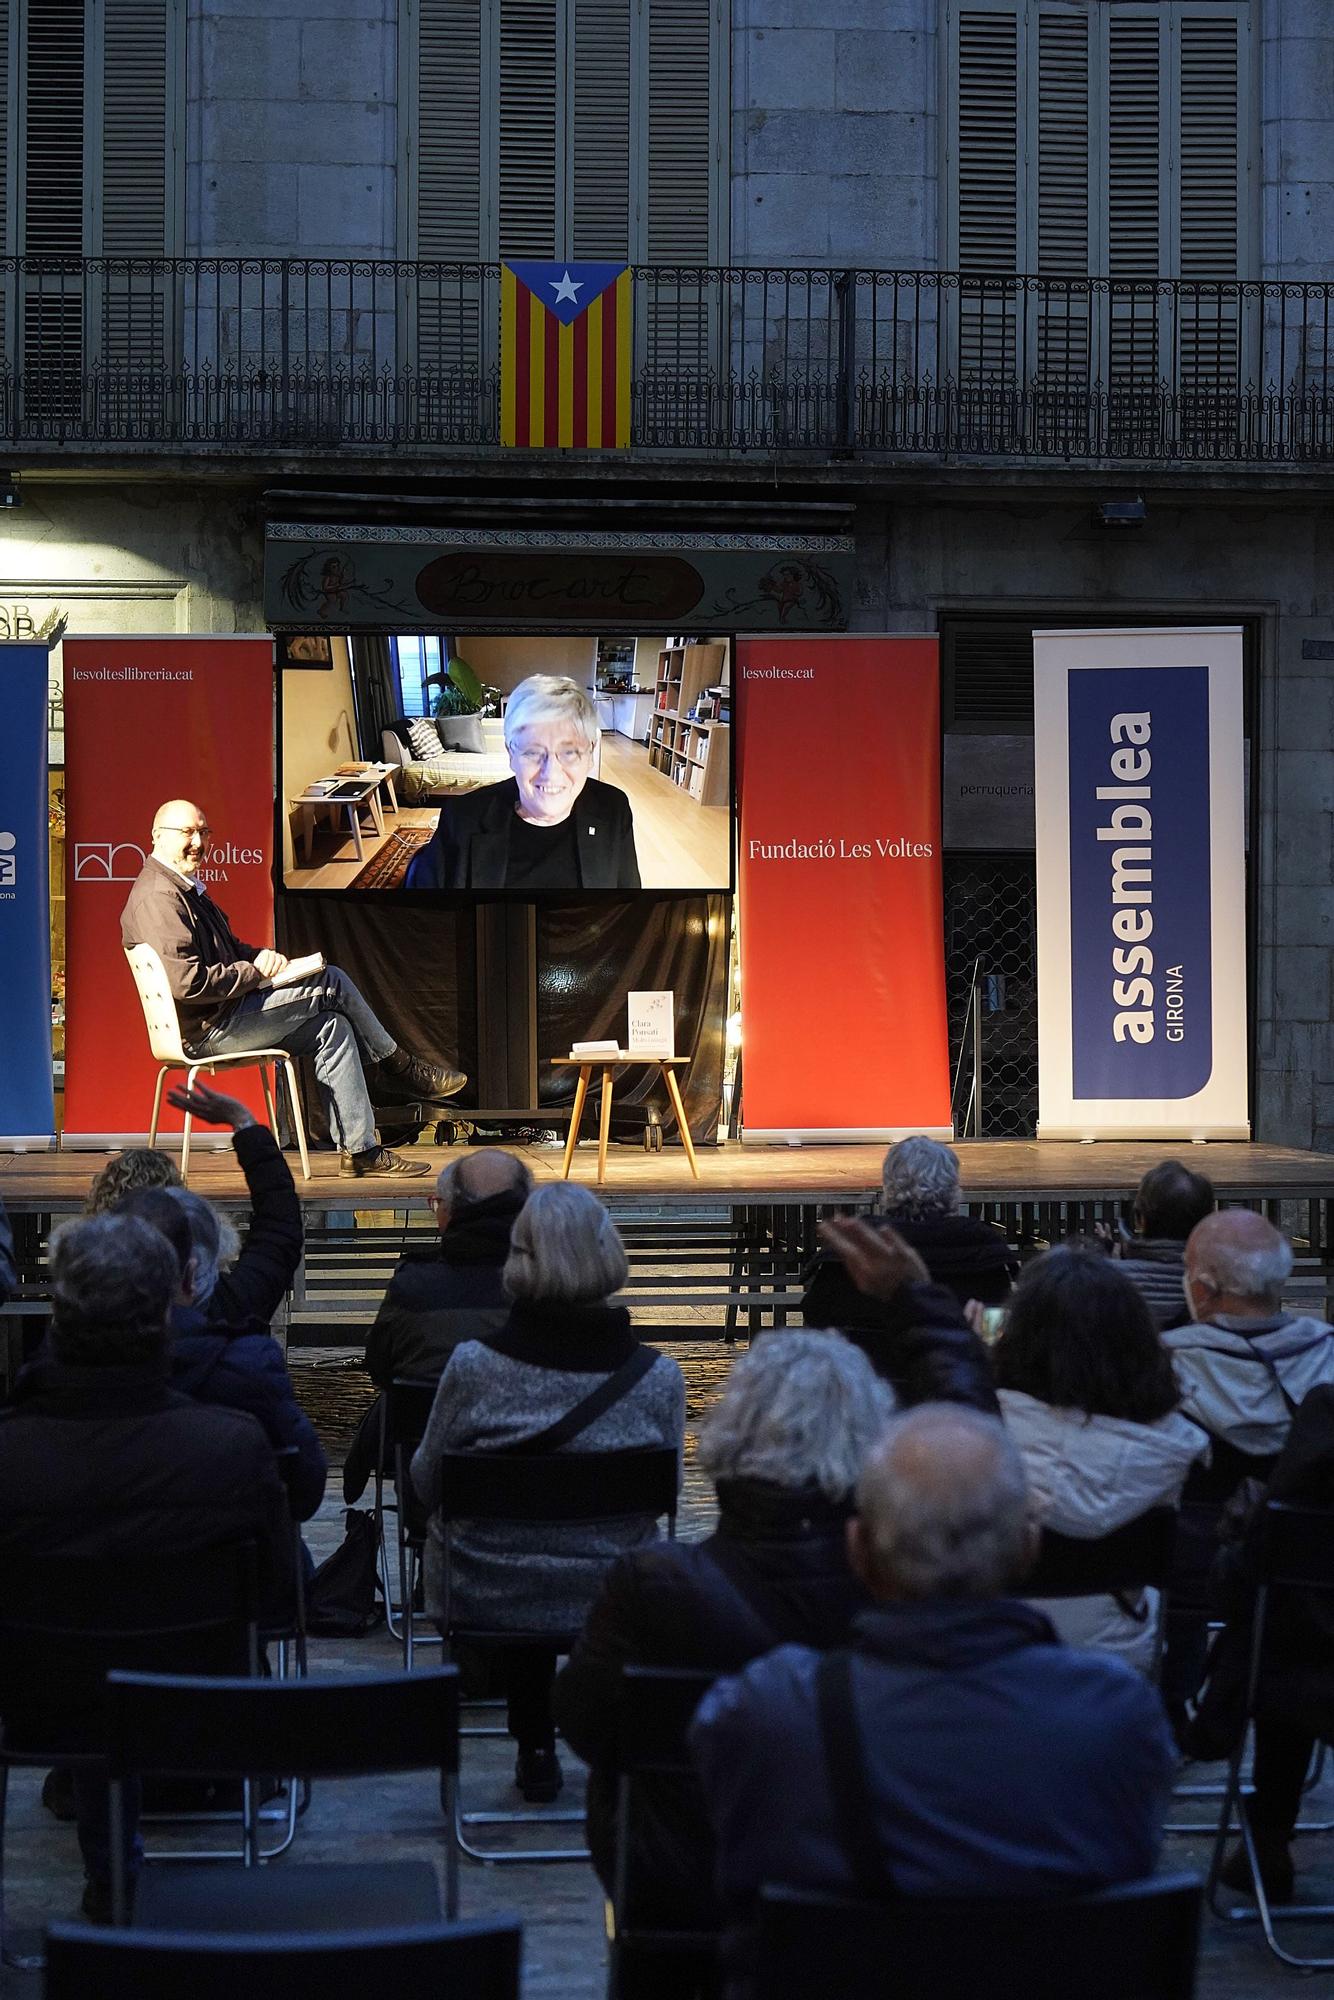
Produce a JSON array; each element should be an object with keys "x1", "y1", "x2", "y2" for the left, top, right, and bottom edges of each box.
[{"x1": 405, "y1": 673, "x2": 641, "y2": 889}]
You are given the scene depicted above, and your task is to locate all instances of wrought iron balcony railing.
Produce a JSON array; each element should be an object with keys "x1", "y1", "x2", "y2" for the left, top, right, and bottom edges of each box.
[{"x1": 3, "y1": 258, "x2": 1334, "y2": 465}]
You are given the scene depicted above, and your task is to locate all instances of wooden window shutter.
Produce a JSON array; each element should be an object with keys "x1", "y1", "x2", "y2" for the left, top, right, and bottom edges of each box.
[
  {"x1": 416, "y1": 0, "x2": 483, "y2": 258},
  {"x1": 100, "y1": 0, "x2": 170, "y2": 255},
  {"x1": 644, "y1": 0, "x2": 712, "y2": 263},
  {"x1": 955, "y1": 7, "x2": 1019, "y2": 378},
  {"x1": 571, "y1": 0, "x2": 630, "y2": 258},
  {"x1": 1177, "y1": 11, "x2": 1242, "y2": 390},
  {"x1": 0, "y1": 0, "x2": 10, "y2": 253},
  {"x1": 22, "y1": 0, "x2": 86, "y2": 257},
  {"x1": 1035, "y1": 11, "x2": 1090, "y2": 386},
  {"x1": 498, "y1": 0, "x2": 559, "y2": 258},
  {"x1": 1106, "y1": 13, "x2": 1163, "y2": 392}
]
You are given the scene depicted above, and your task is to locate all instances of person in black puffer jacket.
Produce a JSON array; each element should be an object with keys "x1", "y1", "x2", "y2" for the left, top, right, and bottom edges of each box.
[
  {"x1": 114, "y1": 1160, "x2": 326, "y2": 1524},
  {"x1": 554, "y1": 1327, "x2": 893, "y2": 1981},
  {"x1": 802, "y1": 1135, "x2": 1016, "y2": 1332}
]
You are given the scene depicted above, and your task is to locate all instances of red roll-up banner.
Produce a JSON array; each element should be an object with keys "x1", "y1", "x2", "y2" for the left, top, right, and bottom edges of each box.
[
  {"x1": 63, "y1": 637, "x2": 276, "y2": 1146},
  {"x1": 737, "y1": 635, "x2": 952, "y2": 1141}
]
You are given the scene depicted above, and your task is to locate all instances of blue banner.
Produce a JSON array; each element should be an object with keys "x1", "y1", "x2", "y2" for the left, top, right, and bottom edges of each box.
[
  {"x1": 1068, "y1": 665, "x2": 1213, "y2": 1099},
  {"x1": 0, "y1": 644, "x2": 55, "y2": 1144}
]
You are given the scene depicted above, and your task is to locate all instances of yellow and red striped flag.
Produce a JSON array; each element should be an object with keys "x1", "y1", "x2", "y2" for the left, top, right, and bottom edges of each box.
[{"x1": 500, "y1": 260, "x2": 632, "y2": 448}]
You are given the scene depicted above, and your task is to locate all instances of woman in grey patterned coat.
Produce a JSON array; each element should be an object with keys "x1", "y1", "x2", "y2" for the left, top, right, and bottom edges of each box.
[{"x1": 412, "y1": 1181, "x2": 684, "y2": 1802}]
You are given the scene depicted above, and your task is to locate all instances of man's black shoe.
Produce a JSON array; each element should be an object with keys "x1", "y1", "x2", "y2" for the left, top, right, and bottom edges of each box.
[
  {"x1": 379, "y1": 1049, "x2": 468, "y2": 1102},
  {"x1": 339, "y1": 1146, "x2": 432, "y2": 1178},
  {"x1": 515, "y1": 1745, "x2": 563, "y2": 1804}
]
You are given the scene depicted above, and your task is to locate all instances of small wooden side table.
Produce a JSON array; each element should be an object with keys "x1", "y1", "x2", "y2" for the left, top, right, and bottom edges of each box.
[{"x1": 552, "y1": 1054, "x2": 699, "y2": 1183}]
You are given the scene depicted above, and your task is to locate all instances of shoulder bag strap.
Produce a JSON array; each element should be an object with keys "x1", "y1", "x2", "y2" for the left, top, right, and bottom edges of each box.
[
  {"x1": 815, "y1": 1650, "x2": 894, "y2": 1898},
  {"x1": 1238, "y1": 1332, "x2": 1302, "y2": 1418},
  {"x1": 503, "y1": 1342, "x2": 658, "y2": 1457}
]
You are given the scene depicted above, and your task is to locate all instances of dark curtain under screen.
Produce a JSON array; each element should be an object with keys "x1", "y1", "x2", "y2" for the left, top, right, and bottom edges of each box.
[
  {"x1": 274, "y1": 894, "x2": 729, "y2": 1149},
  {"x1": 348, "y1": 636, "x2": 396, "y2": 757},
  {"x1": 276, "y1": 899, "x2": 477, "y2": 1147},
  {"x1": 538, "y1": 895, "x2": 730, "y2": 1143}
]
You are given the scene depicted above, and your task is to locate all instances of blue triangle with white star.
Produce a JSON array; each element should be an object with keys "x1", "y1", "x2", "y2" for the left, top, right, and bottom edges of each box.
[{"x1": 505, "y1": 260, "x2": 628, "y2": 326}]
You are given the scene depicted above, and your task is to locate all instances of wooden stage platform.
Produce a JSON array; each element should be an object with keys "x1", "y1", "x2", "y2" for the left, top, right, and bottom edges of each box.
[{"x1": 3, "y1": 1137, "x2": 1333, "y2": 1218}]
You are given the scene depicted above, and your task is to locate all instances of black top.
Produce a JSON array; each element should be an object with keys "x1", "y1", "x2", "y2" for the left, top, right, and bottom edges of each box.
[
  {"x1": 506, "y1": 809, "x2": 582, "y2": 888},
  {"x1": 404, "y1": 776, "x2": 641, "y2": 890}
]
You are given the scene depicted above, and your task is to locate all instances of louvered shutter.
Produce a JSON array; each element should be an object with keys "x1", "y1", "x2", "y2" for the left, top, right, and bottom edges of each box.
[
  {"x1": 956, "y1": 8, "x2": 1019, "y2": 378},
  {"x1": 498, "y1": 0, "x2": 559, "y2": 257},
  {"x1": 642, "y1": 0, "x2": 714, "y2": 374},
  {"x1": 571, "y1": 0, "x2": 630, "y2": 258},
  {"x1": 415, "y1": 0, "x2": 485, "y2": 376},
  {"x1": 1177, "y1": 13, "x2": 1241, "y2": 392},
  {"x1": 0, "y1": 0, "x2": 10, "y2": 253},
  {"x1": 1106, "y1": 12, "x2": 1163, "y2": 407},
  {"x1": 1035, "y1": 12, "x2": 1090, "y2": 390},
  {"x1": 99, "y1": 0, "x2": 172, "y2": 372},
  {"x1": 21, "y1": 0, "x2": 87, "y2": 417}
]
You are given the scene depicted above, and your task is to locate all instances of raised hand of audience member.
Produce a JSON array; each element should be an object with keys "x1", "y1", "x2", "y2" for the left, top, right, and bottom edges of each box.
[
  {"x1": 816, "y1": 1216, "x2": 929, "y2": 1300},
  {"x1": 166, "y1": 1081, "x2": 257, "y2": 1131}
]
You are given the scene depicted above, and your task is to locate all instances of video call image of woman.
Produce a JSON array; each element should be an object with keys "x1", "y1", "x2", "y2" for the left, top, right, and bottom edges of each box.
[{"x1": 405, "y1": 675, "x2": 641, "y2": 891}]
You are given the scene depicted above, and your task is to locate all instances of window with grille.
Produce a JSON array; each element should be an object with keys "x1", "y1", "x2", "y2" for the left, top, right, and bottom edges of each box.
[
  {"x1": 945, "y1": 0, "x2": 1253, "y2": 399},
  {"x1": 404, "y1": 0, "x2": 726, "y2": 376}
]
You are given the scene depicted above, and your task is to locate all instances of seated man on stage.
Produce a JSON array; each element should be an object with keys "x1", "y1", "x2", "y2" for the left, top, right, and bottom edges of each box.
[
  {"x1": 405, "y1": 675, "x2": 641, "y2": 891},
  {"x1": 121, "y1": 800, "x2": 465, "y2": 1178}
]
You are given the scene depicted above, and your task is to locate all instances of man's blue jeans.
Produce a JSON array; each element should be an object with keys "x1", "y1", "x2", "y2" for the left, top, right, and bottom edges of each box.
[{"x1": 189, "y1": 968, "x2": 397, "y2": 1156}]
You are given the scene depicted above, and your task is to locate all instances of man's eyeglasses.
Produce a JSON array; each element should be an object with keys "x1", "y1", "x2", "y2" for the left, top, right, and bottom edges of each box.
[
  {"x1": 510, "y1": 746, "x2": 591, "y2": 772},
  {"x1": 157, "y1": 825, "x2": 212, "y2": 841}
]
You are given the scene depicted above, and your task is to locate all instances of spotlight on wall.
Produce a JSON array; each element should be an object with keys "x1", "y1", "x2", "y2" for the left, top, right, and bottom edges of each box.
[
  {"x1": 0, "y1": 472, "x2": 21, "y2": 509},
  {"x1": 1095, "y1": 496, "x2": 1147, "y2": 529}
]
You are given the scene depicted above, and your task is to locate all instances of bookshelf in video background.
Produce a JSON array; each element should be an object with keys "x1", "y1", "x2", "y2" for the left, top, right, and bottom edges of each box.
[{"x1": 649, "y1": 641, "x2": 730, "y2": 807}]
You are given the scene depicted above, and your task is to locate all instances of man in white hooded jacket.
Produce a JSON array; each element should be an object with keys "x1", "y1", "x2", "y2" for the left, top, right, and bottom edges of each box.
[{"x1": 1165, "y1": 1210, "x2": 1334, "y2": 1481}]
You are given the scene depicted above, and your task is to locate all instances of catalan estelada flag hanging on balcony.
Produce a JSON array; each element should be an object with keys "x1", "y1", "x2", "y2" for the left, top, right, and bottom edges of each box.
[{"x1": 500, "y1": 260, "x2": 632, "y2": 448}]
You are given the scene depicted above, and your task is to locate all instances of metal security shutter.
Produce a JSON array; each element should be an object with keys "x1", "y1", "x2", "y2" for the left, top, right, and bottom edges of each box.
[
  {"x1": 498, "y1": 0, "x2": 559, "y2": 258},
  {"x1": 414, "y1": 0, "x2": 485, "y2": 375},
  {"x1": 572, "y1": 0, "x2": 630, "y2": 257},
  {"x1": 943, "y1": 620, "x2": 1035, "y2": 731}
]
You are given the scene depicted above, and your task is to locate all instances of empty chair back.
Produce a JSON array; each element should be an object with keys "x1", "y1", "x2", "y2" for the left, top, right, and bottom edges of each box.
[
  {"x1": 755, "y1": 1875, "x2": 1202, "y2": 2000},
  {"x1": 1027, "y1": 1506, "x2": 1177, "y2": 1599},
  {"x1": 389, "y1": 1379, "x2": 443, "y2": 1542},
  {"x1": 437, "y1": 1447, "x2": 679, "y2": 1527},
  {"x1": 104, "y1": 1668, "x2": 461, "y2": 1784},
  {"x1": 44, "y1": 1917, "x2": 522, "y2": 2000},
  {"x1": 124, "y1": 944, "x2": 188, "y2": 1063}
]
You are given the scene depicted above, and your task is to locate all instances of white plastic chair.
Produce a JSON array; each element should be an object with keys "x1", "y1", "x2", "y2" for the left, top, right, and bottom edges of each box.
[{"x1": 123, "y1": 945, "x2": 311, "y2": 1185}]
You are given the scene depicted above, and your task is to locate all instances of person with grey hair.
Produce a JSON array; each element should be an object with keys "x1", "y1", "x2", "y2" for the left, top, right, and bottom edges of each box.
[
  {"x1": 342, "y1": 1148, "x2": 535, "y2": 1503},
  {"x1": 690, "y1": 1404, "x2": 1175, "y2": 1985},
  {"x1": 803, "y1": 1135, "x2": 1015, "y2": 1332},
  {"x1": 405, "y1": 672, "x2": 641, "y2": 889},
  {"x1": 555, "y1": 1331, "x2": 894, "y2": 1927},
  {"x1": 0, "y1": 1213, "x2": 292, "y2": 1921},
  {"x1": 1167, "y1": 1208, "x2": 1334, "y2": 1481},
  {"x1": 412, "y1": 1182, "x2": 683, "y2": 1803}
]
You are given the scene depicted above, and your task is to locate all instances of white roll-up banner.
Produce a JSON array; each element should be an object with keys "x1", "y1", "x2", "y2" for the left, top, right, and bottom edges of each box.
[{"x1": 1034, "y1": 627, "x2": 1248, "y2": 1140}]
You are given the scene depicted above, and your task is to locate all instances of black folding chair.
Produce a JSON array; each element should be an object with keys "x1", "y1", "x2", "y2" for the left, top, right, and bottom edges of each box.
[
  {"x1": 609, "y1": 1666, "x2": 719, "y2": 1998},
  {"x1": 0, "y1": 1540, "x2": 259, "y2": 1972},
  {"x1": 755, "y1": 1874, "x2": 1202, "y2": 2000},
  {"x1": 437, "y1": 1446, "x2": 679, "y2": 1863},
  {"x1": 1207, "y1": 1501, "x2": 1334, "y2": 1967},
  {"x1": 383, "y1": 1379, "x2": 444, "y2": 1669},
  {"x1": 44, "y1": 1916, "x2": 522, "y2": 2000},
  {"x1": 106, "y1": 1667, "x2": 462, "y2": 1930}
]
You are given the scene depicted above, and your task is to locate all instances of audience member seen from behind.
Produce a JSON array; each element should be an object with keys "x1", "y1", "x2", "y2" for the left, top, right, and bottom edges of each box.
[
  {"x1": 1185, "y1": 1381, "x2": 1334, "y2": 1904},
  {"x1": 412, "y1": 1182, "x2": 684, "y2": 1806},
  {"x1": 808, "y1": 1214, "x2": 999, "y2": 1413},
  {"x1": 0, "y1": 1214, "x2": 292, "y2": 1922},
  {"x1": 84, "y1": 1148, "x2": 182, "y2": 1215},
  {"x1": 343, "y1": 1149, "x2": 534, "y2": 1504},
  {"x1": 114, "y1": 1181, "x2": 326, "y2": 1523},
  {"x1": 1166, "y1": 1209, "x2": 1334, "y2": 1498},
  {"x1": 689, "y1": 1405, "x2": 1176, "y2": 1994},
  {"x1": 556, "y1": 1330, "x2": 893, "y2": 1933},
  {"x1": 803, "y1": 1136, "x2": 1016, "y2": 1331},
  {"x1": 1110, "y1": 1160, "x2": 1216, "y2": 1331},
  {"x1": 993, "y1": 1246, "x2": 1208, "y2": 1672}
]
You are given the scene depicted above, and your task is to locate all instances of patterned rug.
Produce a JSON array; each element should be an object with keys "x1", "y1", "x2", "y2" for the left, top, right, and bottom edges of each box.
[{"x1": 347, "y1": 825, "x2": 434, "y2": 890}]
